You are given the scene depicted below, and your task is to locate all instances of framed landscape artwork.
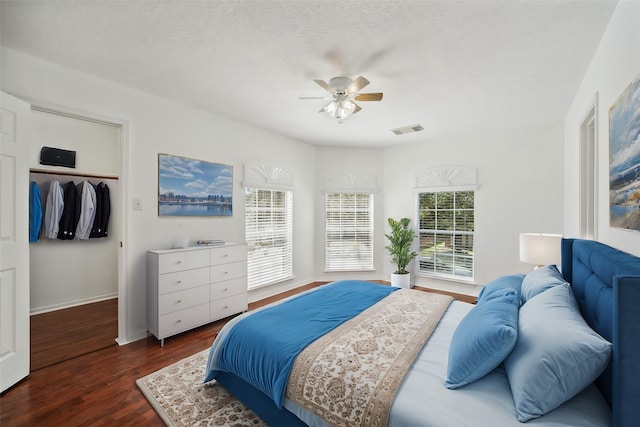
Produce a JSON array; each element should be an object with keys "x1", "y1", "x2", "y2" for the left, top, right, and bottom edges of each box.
[
  {"x1": 158, "y1": 153, "x2": 233, "y2": 217},
  {"x1": 609, "y1": 74, "x2": 640, "y2": 231}
]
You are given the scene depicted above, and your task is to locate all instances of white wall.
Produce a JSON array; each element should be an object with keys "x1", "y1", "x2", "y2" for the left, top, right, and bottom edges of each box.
[
  {"x1": 383, "y1": 123, "x2": 565, "y2": 295},
  {"x1": 564, "y1": 1, "x2": 640, "y2": 256},
  {"x1": 313, "y1": 146, "x2": 385, "y2": 282},
  {"x1": 2, "y1": 47, "x2": 317, "y2": 343},
  {"x1": 2, "y1": 44, "x2": 570, "y2": 341}
]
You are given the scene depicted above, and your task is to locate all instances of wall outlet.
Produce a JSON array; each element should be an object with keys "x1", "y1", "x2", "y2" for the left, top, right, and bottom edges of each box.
[{"x1": 133, "y1": 197, "x2": 143, "y2": 211}]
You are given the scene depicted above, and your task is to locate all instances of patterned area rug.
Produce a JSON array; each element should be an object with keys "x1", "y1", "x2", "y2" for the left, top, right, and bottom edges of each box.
[{"x1": 136, "y1": 349, "x2": 267, "y2": 427}]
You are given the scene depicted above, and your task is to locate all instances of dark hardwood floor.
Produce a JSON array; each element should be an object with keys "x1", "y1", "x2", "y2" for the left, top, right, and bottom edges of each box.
[
  {"x1": 0, "y1": 282, "x2": 474, "y2": 426},
  {"x1": 30, "y1": 298, "x2": 118, "y2": 371}
]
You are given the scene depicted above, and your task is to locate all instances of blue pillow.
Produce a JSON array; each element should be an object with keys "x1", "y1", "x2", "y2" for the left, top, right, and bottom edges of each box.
[
  {"x1": 520, "y1": 264, "x2": 567, "y2": 304},
  {"x1": 445, "y1": 287, "x2": 519, "y2": 389},
  {"x1": 503, "y1": 284, "x2": 612, "y2": 422},
  {"x1": 477, "y1": 274, "x2": 525, "y2": 304}
]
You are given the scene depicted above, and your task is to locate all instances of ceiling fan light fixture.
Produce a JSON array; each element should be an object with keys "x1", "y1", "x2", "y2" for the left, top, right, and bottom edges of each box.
[
  {"x1": 324, "y1": 99, "x2": 356, "y2": 120},
  {"x1": 337, "y1": 99, "x2": 356, "y2": 119},
  {"x1": 308, "y1": 75, "x2": 381, "y2": 121}
]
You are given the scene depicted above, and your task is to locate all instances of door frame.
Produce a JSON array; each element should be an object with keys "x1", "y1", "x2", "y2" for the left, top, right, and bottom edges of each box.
[
  {"x1": 578, "y1": 92, "x2": 599, "y2": 241},
  {"x1": 27, "y1": 100, "x2": 131, "y2": 344}
]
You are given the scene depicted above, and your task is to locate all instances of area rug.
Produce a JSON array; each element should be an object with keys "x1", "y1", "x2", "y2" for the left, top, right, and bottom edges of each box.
[{"x1": 136, "y1": 349, "x2": 267, "y2": 427}]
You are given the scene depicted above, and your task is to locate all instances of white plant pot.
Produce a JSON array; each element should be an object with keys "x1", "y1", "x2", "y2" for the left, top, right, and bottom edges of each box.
[{"x1": 390, "y1": 272, "x2": 412, "y2": 289}]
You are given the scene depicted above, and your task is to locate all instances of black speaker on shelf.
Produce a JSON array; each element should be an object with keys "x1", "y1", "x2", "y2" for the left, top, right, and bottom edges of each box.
[{"x1": 40, "y1": 146, "x2": 76, "y2": 168}]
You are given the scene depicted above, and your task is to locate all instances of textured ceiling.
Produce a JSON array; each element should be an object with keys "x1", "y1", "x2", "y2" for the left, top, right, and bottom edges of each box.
[{"x1": 0, "y1": 1, "x2": 617, "y2": 147}]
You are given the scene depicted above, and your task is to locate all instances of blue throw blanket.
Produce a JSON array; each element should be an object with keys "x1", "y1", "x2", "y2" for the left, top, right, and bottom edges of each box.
[{"x1": 207, "y1": 280, "x2": 398, "y2": 408}]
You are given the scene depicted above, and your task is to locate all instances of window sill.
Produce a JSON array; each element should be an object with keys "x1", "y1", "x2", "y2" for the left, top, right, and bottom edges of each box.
[{"x1": 416, "y1": 272, "x2": 477, "y2": 286}]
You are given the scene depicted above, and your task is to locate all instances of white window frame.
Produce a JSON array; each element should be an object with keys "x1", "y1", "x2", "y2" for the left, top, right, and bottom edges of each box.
[
  {"x1": 245, "y1": 188, "x2": 293, "y2": 289},
  {"x1": 416, "y1": 190, "x2": 475, "y2": 281},
  {"x1": 412, "y1": 165, "x2": 477, "y2": 282},
  {"x1": 325, "y1": 192, "x2": 374, "y2": 272}
]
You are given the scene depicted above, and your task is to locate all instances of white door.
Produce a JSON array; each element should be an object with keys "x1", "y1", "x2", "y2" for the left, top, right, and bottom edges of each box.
[{"x1": 0, "y1": 91, "x2": 31, "y2": 392}]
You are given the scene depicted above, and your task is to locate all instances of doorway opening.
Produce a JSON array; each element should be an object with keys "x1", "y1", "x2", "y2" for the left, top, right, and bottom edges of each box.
[{"x1": 27, "y1": 104, "x2": 127, "y2": 369}]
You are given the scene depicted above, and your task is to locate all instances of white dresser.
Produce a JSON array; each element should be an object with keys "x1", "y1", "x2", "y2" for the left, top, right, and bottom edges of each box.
[{"x1": 147, "y1": 243, "x2": 248, "y2": 346}]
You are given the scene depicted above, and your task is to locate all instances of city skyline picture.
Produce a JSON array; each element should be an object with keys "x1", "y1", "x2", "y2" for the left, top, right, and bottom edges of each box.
[{"x1": 158, "y1": 153, "x2": 233, "y2": 217}]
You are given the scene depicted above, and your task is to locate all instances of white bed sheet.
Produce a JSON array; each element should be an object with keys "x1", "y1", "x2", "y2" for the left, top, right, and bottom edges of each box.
[{"x1": 283, "y1": 300, "x2": 612, "y2": 427}]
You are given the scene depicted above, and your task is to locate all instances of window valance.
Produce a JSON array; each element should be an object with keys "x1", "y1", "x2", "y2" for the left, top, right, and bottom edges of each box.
[{"x1": 413, "y1": 165, "x2": 477, "y2": 192}]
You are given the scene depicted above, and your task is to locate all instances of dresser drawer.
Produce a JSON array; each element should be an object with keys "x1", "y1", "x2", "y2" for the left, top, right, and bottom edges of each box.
[
  {"x1": 211, "y1": 293, "x2": 248, "y2": 322},
  {"x1": 210, "y1": 277, "x2": 246, "y2": 300},
  {"x1": 210, "y1": 245, "x2": 247, "y2": 266},
  {"x1": 159, "y1": 285, "x2": 209, "y2": 315},
  {"x1": 210, "y1": 261, "x2": 246, "y2": 283},
  {"x1": 159, "y1": 303, "x2": 210, "y2": 337},
  {"x1": 158, "y1": 249, "x2": 209, "y2": 274},
  {"x1": 158, "y1": 267, "x2": 209, "y2": 295}
]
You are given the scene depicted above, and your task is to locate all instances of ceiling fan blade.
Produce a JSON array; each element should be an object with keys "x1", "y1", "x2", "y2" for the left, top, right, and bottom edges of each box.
[
  {"x1": 314, "y1": 79, "x2": 334, "y2": 94},
  {"x1": 353, "y1": 103, "x2": 362, "y2": 114},
  {"x1": 347, "y1": 76, "x2": 370, "y2": 93},
  {"x1": 299, "y1": 96, "x2": 331, "y2": 100},
  {"x1": 354, "y1": 92, "x2": 383, "y2": 101}
]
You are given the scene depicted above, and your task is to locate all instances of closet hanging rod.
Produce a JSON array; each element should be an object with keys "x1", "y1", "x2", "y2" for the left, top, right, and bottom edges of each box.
[{"x1": 30, "y1": 168, "x2": 119, "y2": 181}]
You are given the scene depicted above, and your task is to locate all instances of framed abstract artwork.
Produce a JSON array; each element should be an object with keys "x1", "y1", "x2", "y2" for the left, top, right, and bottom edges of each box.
[
  {"x1": 609, "y1": 74, "x2": 640, "y2": 231},
  {"x1": 158, "y1": 153, "x2": 233, "y2": 217}
]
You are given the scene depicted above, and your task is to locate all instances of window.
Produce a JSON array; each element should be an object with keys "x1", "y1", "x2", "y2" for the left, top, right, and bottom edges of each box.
[
  {"x1": 325, "y1": 193, "x2": 374, "y2": 271},
  {"x1": 245, "y1": 188, "x2": 293, "y2": 289},
  {"x1": 417, "y1": 191, "x2": 474, "y2": 280}
]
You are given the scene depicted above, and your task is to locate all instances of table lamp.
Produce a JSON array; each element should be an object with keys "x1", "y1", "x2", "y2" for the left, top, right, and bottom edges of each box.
[{"x1": 519, "y1": 233, "x2": 562, "y2": 268}]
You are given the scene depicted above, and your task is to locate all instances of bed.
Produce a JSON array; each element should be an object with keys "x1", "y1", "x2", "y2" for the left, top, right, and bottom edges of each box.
[{"x1": 204, "y1": 238, "x2": 640, "y2": 426}]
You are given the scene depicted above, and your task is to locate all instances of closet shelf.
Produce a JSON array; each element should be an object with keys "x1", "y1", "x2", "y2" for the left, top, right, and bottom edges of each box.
[{"x1": 30, "y1": 168, "x2": 118, "y2": 181}]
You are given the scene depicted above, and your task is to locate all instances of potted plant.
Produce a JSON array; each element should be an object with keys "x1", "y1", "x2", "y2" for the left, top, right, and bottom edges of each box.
[{"x1": 385, "y1": 217, "x2": 418, "y2": 288}]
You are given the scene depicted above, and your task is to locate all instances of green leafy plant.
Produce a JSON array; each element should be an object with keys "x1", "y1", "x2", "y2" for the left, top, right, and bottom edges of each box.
[{"x1": 385, "y1": 217, "x2": 418, "y2": 274}]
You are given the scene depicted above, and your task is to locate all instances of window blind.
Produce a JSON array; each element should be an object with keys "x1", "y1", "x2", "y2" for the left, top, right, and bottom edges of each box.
[
  {"x1": 245, "y1": 188, "x2": 293, "y2": 288},
  {"x1": 325, "y1": 193, "x2": 374, "y2": 271}
]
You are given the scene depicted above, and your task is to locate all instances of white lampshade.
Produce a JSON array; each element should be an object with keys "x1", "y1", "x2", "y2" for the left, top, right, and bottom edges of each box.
[{"x1": 519, "y1": 233, "x2": 562, "y2": 266}]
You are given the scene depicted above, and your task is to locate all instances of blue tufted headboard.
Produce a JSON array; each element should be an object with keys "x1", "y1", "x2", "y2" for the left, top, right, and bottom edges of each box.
[{"x1": 561, "y1": 239, "x2": 640, "y2": 427}]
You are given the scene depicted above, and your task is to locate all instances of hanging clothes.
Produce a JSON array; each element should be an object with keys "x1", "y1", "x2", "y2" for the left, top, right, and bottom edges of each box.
[
  {"x1": 29, "y1": 181, "x2": 43, "y2": 242},
  {"x1": 57, "y1": 180, "x2": 81, "y2": 240},
  {"x1": 43, "y1": 179, "x2": 64, "y2": 239},
  {"x1": 75, "y1": 181, "x2": 96, "y2": 240},
  {"x1": 99, "y1": 182, "x2": 111, "y2": 237},
  {"x1": 90, "y1": 182, "x2": 111, "y2": 238}
]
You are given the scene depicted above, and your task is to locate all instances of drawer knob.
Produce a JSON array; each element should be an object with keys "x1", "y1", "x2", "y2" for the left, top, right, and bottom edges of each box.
[
  {"x1": 224, "y1": 288, "x2": 228, "y2": 292},
  {"x1": 224, "y1": 306, "x2": 228, "y2": 309},
  {"x1": 177, "y1": 300, "x2": 182, "y2": 303},
  {"x1": 177, "y1": 260, "x2": 182, "y2": 263},
  {"x1": 177, "y1": 319, "x2": 181, "y2": 323},
  {"x1": 224, "y1": 271, "x2": 228, "y2": 275},
  {"x1": 177, "y1": 280, "x2": 182, "y2": 284}
]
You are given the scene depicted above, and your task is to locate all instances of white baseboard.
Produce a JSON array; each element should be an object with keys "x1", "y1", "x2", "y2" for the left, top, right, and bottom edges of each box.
[
  {"x1": 30, "y1": 293, "x2": 118, "y2": 315},
  {"x1": 116, "y1": 329, "x2": 148, "y2": 345}
]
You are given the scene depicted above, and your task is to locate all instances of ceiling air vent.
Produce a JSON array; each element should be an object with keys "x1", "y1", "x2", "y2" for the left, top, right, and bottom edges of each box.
[{"x1": 391, "y1": 124, "x2": 424, "y2": 135}]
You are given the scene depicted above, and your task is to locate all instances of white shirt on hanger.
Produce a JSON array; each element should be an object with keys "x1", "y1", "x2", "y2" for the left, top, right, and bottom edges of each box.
[
  {"x1": 43, "y1": 179, "x2": 64, "y2": 239},
  {"x1": 75, "y1": 180, "x2": 96, "y2": 240}
]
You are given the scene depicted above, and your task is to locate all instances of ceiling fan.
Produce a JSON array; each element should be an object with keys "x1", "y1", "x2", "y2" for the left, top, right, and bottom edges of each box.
[{"x1": 300, "y1": 76, "x2": 383, "y2": 121}]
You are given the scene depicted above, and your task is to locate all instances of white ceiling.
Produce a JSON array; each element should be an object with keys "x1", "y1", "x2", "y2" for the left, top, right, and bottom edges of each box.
[{"x1": 0, "y1": 0, "x2": 617, "y2": 148}]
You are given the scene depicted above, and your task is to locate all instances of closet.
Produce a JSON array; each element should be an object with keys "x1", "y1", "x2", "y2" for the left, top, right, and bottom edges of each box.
[{"x1": 27, "y1": 107, "x2": 122, "y2": 369}]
